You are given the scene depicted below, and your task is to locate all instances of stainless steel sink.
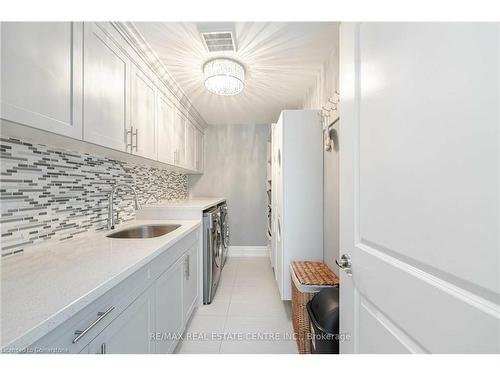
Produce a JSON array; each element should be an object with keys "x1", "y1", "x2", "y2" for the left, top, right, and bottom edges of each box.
[{"x1": 107, "y1": 224, "x2": 181, "y2": 239}]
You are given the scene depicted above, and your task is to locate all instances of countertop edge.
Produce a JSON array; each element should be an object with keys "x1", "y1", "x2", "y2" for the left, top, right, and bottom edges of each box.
[
  {"x1": 142, "y1": 197, "x2": 226, "y2": 210},
  {"x1": 2, "y1": 220, "x2": 201, "y2": 350}
]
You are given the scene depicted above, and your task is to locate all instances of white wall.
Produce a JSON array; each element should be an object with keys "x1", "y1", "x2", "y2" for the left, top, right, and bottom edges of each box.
[
  {"x1": 302, "y1": 31, "x2": 340, "y2": 271},
  {"x1": 188, "y1": 124, "x2": 269, "y2": 247}
]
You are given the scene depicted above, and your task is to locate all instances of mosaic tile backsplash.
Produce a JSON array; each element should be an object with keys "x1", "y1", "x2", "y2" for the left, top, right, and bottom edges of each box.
[{"x1": 0, "y1": 137, "x2": 188, "y2": 257}]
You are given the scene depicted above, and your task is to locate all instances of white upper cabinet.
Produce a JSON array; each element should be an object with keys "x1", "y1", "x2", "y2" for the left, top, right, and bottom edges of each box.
[
  {"x1": 83, "y1": 22, "x2": 129, "y2": 152},
  {"x1": 1, "y1": 21, "x2": 204, "y2": 173},
  {"x1": 0, "y1": 22, "x2": 83, "y2": 139},
  {"x1": 173, "y1": 111, "x2": 186, "y2": 167},
  {"x1": 194, "y1": 128, "x2": 204, "y2": 173},
  {"x1": 130, "y1": 65, "x2": 157, "y2": 160},
  {"x1": 157, "y1": 92, "x2": 176, "y2": 165},
  {"x1": 185, "y1": 122, "x2": 196, "y2": 170}
]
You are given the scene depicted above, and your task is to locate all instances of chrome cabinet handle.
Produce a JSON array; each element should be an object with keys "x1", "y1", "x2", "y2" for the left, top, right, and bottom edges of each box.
[
  {"x1": 72, "y1": 306, "x2": 115, "y2": 344},
  {"x1": 100, "y1": 343, "x2": 106, "y2": 354},
  {"x1": 134, "y1": 128, "x2": 138, "y2": 151},
  {"x1": 127, "y1": 126, "x2": 138, "y2": 152},
  {"x1": 335, "y1": 254, "x2": 352, "y2": 276},
  {"x1": 126, "y1": 126, "x2": 134, "y2": 151}
]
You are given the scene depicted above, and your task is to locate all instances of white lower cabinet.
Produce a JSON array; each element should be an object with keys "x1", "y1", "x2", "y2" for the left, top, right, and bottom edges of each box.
[
  {"x1": 183, "y1": 244, "x2": 198, "y2": 319},
  {"x1": 154, "y1": 245, "x2": 199, "y2": 354},
  {"x1": 25, "y1": 234, "x2": 199, "y2": 354},
  {"x1": 88, "y1": 287, "x2": 155, "y2": 354},
  {"x1": 154, "y1": 257, "x2": 184, "y2": 354}
]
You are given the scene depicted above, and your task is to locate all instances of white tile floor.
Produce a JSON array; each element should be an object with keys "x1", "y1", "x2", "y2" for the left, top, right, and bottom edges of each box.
[{"x1": 175, "y1": 256, "x2": 298, "y2": 354}]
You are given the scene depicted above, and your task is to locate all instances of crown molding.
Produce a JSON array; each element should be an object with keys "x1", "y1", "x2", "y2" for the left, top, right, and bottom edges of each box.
[{"x1": 112, "y1": 22, "x2": 208, "y2": 131}]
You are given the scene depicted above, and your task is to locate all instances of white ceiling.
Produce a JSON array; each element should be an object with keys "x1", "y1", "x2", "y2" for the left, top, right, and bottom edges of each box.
[{"x1": 135, "y1": 22, "x2": 339, "y2": 126}]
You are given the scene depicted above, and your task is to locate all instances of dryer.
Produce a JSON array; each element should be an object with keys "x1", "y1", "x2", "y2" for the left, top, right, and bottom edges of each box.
[
  {"x1": 203, "y1": 206, "x2": 223, "y2": 304},
  {"x1": 219, "y1": 201, "x2": 229, "y2": 267}
]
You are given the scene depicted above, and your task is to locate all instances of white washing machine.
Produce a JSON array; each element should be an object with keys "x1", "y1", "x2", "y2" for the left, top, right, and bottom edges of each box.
[{"x1": 203, "y1": 206, "x2": 223, "y2": 304}]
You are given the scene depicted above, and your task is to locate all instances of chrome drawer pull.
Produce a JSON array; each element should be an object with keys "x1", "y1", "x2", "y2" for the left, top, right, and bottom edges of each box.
[{"x1": 72, "y1": 306, "x2": 115, "y2": 344}]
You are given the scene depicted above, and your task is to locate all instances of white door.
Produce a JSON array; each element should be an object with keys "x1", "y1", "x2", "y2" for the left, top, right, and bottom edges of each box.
[
  {"x1": 157, "y1": 91, "x2": 176, "y2": 165},
  {"x1": 154, "y1": 258, "x2": 184, "y2": 354},
  {"x1": 130, "y1": 65, "x2": 157, "y2": 160},
  {"x1": 0, "y1": 22, "x2": 83, "y2": 139},
  {"x1": 338, "y1": 23, "x2": 500, "y2": 354},
  {"x1": 88, "y1": 286, "x2": 154, "y2": 354},
  {"x1": 83, "y1": 22, "x2": 129, "y2": 151}
]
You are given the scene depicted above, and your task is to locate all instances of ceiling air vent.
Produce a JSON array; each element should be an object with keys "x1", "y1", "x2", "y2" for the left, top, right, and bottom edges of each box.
[{"x1": 201, "y1": 31, "x2": 236, "y2": 53}]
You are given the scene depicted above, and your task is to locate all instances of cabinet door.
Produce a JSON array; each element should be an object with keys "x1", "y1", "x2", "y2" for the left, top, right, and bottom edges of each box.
[
  {"x1": 0, "y1": 22, "x2": 83, "y2": 139},
  {"x1": 194, "y1": 128, "x2": 204, "y2": 173},
  {"x1": 185, "y1": 122, "x2": 196, "y2": 170},
  {"x1": 130, "y1": 65, "x2": 157, "y2": 160},
  {"x1": 157, "y1": 92, "x2": 175, "y2": 165},
  {"x1": 183, "y1": 245, "x2": 199, "y2": 319},
  {"x1": 154, "y1": 258, "x2": 184, "y2": 354},
  {"x1": 83, "y1": 22, "x2": 129, "y2": 151},
  {"x1": 173, "y1": 111, "x2": 186, "y2": 166},
  {"x1": 88, "y1": 287, "x2": 154, "y2": 354}
]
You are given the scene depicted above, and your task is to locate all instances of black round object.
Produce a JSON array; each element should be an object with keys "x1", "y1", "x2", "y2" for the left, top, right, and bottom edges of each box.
[{"x1": 307, "y1": 287, "x2": 340, "y2": 354}]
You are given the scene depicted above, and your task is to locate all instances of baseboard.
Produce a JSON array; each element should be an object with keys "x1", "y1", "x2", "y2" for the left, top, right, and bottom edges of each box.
[{"x1": 228, "y1": 246, "x2": 268, "y2": 257}]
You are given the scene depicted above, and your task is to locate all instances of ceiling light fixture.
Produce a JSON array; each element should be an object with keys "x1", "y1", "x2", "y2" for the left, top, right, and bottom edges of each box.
[{"x1": 203, "y1": 58, "x2": 245, "y2": 96}]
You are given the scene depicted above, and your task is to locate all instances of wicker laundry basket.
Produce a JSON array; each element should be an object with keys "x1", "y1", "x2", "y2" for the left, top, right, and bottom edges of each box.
[{"x1": 290, "y1": 261, "x2": 339, "y2": 354}]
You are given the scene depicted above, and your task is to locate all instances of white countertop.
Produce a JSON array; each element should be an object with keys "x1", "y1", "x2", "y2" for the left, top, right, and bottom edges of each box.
[
  {"x1": 0, "y1": 219, "x2": 200, "y2": 349},
  {"x1": 144, "y1": 197, "x2": 225, "y2": 210}
]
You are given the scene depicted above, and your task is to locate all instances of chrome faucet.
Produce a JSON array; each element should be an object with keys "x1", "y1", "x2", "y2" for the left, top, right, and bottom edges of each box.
[{"x1": 108, "y1": 183, "x2": 141, "y2": 230}]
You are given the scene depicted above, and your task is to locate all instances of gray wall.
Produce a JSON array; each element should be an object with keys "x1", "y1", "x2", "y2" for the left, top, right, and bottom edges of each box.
[
  {"x1": 302, "y1": 37, "x2": 340, "y2": 271},
  {"x1": 188, "y1": 124, "x2": 269, "y2": 247},
  {"x1": 322, "y1": 125, "x2": 339, "y2": 271}
]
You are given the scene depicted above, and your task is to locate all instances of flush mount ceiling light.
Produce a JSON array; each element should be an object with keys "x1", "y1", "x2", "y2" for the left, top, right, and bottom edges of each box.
[{"x1": 203, "y1": 58, "x2": 245, "y2": 96}]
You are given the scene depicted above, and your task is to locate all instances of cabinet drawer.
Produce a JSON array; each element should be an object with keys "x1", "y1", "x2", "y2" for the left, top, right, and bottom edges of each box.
[
  {"x1": 29, "y1": 265, "x2": 150, "y2": 354},
  {"x1": 87, "y1": 286, "x2": 154, "y2": 354}
]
